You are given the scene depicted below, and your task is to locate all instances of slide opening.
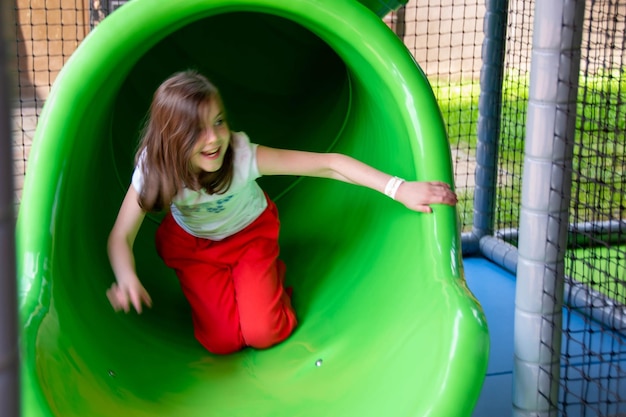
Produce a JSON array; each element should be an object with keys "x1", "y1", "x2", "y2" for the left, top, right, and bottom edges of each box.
[
  {"x1": 109, "y1": 12, "x2": 353, "y2": 201},
  {"x1": 38, "y1": 9, "x2": 423, "y2": 416}
]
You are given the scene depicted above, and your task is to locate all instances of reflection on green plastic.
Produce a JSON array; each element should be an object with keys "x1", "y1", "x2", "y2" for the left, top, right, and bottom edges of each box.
[{"x1": 16, "y1": 0, "x2": 489, "y2": 416}]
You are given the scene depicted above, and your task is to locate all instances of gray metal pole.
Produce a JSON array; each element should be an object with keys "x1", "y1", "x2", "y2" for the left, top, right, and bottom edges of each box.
[
  {"x1": 471, "y1": 0, "x2": 509, "y2": 255},
  {"x1": 0, "y1": 1, "x2": 20, "y2": 416},
  {"x1": 513, "y1": 1, "x2": 585, "y2": 416}
]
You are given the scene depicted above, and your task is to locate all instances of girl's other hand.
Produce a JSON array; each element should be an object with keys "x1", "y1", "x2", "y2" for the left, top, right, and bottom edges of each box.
[
  {"x1": 106, "y1": 280, "x2": 153, "y2": 314},
  {"x1": 395, "y1": 181, "x2": 458, "y2": 213}
]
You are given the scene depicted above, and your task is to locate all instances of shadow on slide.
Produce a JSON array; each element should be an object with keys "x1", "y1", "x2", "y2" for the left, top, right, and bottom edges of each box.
[{"x1": 16, "y1": 0, "x2": 489, "y2": 416}]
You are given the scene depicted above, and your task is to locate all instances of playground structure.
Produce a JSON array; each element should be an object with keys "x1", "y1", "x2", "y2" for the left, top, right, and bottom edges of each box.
[
  {"x1": 1, "y1": 1, "x2": 19, "y2": 416},
  {"x1": 4, "y1": 0, "x2": 626, "y2": 416},
  {"x1": 11, "y1": 0, "x2": 490, "y2": 416}
]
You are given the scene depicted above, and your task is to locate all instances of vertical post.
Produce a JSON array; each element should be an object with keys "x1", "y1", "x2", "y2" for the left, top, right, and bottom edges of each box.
[
  {"x1": 513, "y1": 1, "x2": 585, "y2": 416},
  {"x1": 0, "y1": 0, "x2": 20, "y2": 416},
  {"x1": 394, "y1": 5, "x2": 405, "y2": 40},
  {"x1": 472, "y1": 0, "x2": 509, "y2": 253}
]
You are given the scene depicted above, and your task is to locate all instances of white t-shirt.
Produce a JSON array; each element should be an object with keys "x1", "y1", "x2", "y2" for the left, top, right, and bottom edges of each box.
[{"x1": 132, "y1": 132, "x2": 268, "y2": 240}]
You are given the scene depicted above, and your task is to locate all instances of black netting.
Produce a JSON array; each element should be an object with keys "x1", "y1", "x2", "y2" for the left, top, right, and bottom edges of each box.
[
  {"x1": 400, "y1": 0, "x2": 484, "y2": 232},
  {"x1": 13, "y1": 0, "x2": 90, "y2": 204},
  {"x1": 561, "y1": 0, "x2": 626, "y2": 415},
  {"x1": 494, "y1": 0, "x2": 534, "y2": 244}
]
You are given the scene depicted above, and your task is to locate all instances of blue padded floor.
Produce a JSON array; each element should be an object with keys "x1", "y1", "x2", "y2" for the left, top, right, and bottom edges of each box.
[
  {"x1": 464, "y1": 256, "x2": 626, "y2": 417},
  {"x1": 464, "y1": 257, "x2": 516, "y2": 417}
]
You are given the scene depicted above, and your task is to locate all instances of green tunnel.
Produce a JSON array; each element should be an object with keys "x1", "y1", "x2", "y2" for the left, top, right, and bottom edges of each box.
[{"x1": 16, "y1": 0, "x2": 489, "y2": 416}]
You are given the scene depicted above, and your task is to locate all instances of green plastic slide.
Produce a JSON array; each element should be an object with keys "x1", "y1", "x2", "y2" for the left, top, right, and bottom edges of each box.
[{"x1": 16, "y1": 0, "x2": 489, "y2": 416}]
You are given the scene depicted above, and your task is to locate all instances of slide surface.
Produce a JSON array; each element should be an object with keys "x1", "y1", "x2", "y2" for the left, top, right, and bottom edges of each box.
[{"x1": 17, "y1": 1, "x2": 489, "y2": 416}]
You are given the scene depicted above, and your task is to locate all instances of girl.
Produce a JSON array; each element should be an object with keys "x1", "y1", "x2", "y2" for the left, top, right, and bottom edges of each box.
[{"x1": 106, "y1": 70, "x2": 457, "y2": 354}]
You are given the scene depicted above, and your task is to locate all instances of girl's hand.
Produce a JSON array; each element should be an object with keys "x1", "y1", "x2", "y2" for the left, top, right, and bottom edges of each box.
[
  {"x1": 395, "y1": 181, "x2": 458, "y2": 213},
  {"x1": 106, "y1": 279, "x2": 152, "y2": 314}
]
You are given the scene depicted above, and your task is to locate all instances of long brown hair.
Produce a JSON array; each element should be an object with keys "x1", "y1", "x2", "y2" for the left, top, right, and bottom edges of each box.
[{"x1": 135, "y1": 70, "x2": 234, "y2": 212}]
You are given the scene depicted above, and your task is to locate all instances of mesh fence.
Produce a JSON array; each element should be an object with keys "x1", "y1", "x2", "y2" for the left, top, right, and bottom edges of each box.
[
  {"x1": 560, "y1": 1, "x2": 626, "y2": 415},
  {"x1": 401, "y1": 0, "x2": 484, "y2": 232},
  {"x1": 493, "y1": 0, "x2": 533, "y2": 244},
  {"x1": 13, "y1": 0, "x2": 89, "y2": 204}
]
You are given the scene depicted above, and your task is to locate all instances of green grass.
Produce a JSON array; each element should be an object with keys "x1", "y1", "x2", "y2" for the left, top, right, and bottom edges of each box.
[
  {"x1": 429, "y1": 71, "x2": 626, "y2": 233},
  {"x1": 572, "y1": 69, "x2": 626, "y2": 220},
  {"x1": 431, "y1": 80, "x2": 481, "y2": 148},
  {"x1": 566, "y1": 245, "x2": 626, "y2": 304}
]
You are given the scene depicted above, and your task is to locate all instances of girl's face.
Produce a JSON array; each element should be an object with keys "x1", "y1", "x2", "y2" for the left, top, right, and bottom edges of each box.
[{"x1": 190, "y1": 98, "x2": 231, "y2": 174}]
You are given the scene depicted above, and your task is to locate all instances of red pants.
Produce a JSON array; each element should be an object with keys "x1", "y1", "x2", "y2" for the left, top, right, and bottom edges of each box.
[{"x1": 155, "y1": 198, "x2": 297, "y2": 354}]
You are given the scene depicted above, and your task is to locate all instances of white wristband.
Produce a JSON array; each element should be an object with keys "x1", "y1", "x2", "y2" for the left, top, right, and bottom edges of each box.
[{"x1": 384, "y1": 176, "x2": 405, "y2": 200}]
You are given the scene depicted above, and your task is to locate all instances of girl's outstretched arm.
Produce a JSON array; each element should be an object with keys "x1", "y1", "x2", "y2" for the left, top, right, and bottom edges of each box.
[
  {"x1": 256, "y1": 146, "x2": 457, "y2": 213},
  {"x1": 107, "y1": 185, "x2": 153, "y2": 313}
]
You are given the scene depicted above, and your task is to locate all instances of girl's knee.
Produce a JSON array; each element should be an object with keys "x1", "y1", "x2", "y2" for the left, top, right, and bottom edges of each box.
[
  {"x1": 242, "y1": 310, "x2": 298, "y2": 349},
  {"x1": 244, "y1": 327, "x2": 294, "y2": 350},
  {"x1": 196, "y1": 316, "x2": 296, "y2": 353}
]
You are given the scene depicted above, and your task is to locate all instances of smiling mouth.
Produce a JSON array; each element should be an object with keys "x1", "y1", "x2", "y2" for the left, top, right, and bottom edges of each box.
[{"x1": 201, "y1": 148, "x2": 220, "y2": 159}]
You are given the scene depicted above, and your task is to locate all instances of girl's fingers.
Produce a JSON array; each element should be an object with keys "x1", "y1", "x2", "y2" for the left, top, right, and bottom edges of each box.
[
  {"x1": 397, "y1": 181, "x2": 457, "y2": 212},
  {"x1": 431, "y1": 183, "x2": 457, "y2": 204},
  {"x1": 415, "y1": 205, "x2": 433, "y2": 213},
  {"x1": 141, "y1": 291, "x2": 153, "y2": 308},
  {"x1": 106, "y1": 284, "x2": 125, "y2": 312},
  {"x1": 107, "y1": 282, "x2": 152, "y2": 314},
  {"x1": 106, "y1": 283, "x2": 136, "y2": 313},
  {"x1": 130, "y1": 287, "x2": 153, "y2": 314},
  {"x1": 130, "y1": 292, "x2": 143, "y2": 314}
]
